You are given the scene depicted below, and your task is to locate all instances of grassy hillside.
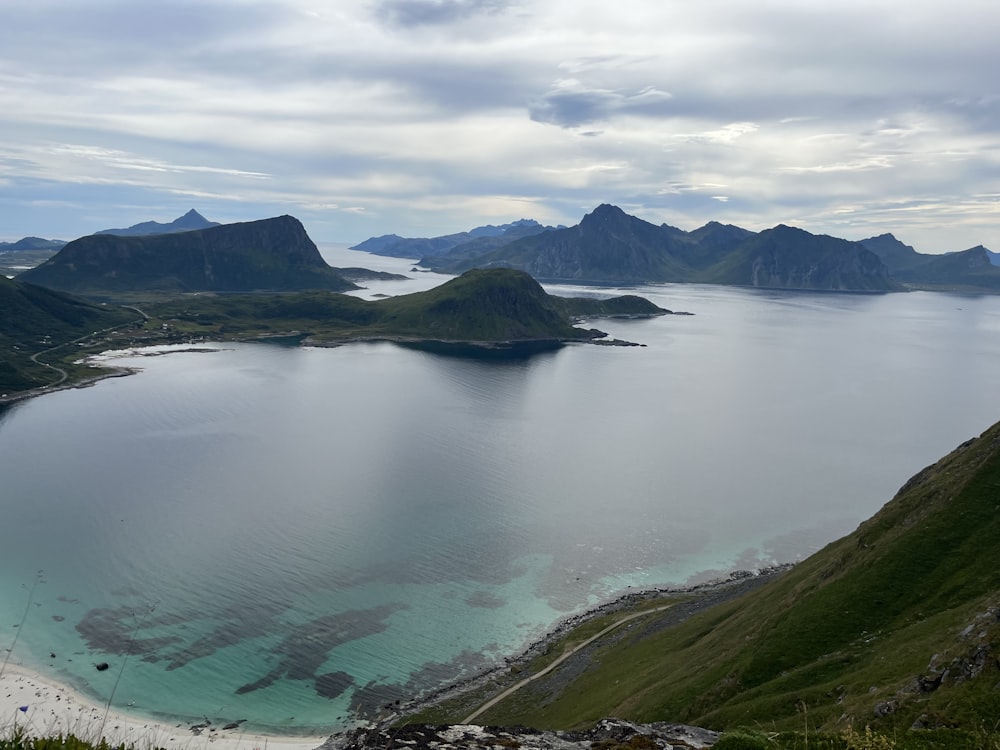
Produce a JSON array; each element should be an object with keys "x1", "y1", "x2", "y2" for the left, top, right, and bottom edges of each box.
[
  {"x1": 419, "y1": 420, "x2": 1000, "y2": 737},
  {"x1": 146, "y1": 268, "x2": 667, "y2": 346},
  {"x1": 0, "y1": 276, "x2": 139, "y2": 393}
]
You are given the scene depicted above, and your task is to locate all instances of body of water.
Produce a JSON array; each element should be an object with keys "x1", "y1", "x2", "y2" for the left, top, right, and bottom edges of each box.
[{"x1": 3, "y1": 246, "x2": 1000, "y2": 733}]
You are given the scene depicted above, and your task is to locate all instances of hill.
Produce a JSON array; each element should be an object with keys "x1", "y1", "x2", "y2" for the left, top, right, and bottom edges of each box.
[
  {"x1": 0, "y1": 236, "x2": 66, "y2": 253},
  {"x1": 407, "y1": 205, "x2": 897, "y2": 291},
  {"x1": 0, "y1": 275, "x2": 138, "y2": 393},
  {"x1": 19, "y1": 215, "x2": 358, "y2": 295},
  {"x1": 95, "y1": 208, "x2": 220, "y2": 236},
  {"x1": 415, "y1": 419, "x2": 1000, "y2": 737},
  {"x1": 145, "y1": 267, "x2": 671, "y2": 354},
  {"x1": 351, "y1": 219, "x2": 552, "y2": 258}
]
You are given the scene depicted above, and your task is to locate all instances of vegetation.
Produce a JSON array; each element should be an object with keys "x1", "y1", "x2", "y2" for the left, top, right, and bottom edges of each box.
[
  {"x1": 405, "y1": 420, "x2": 1000, "y2": 742},
  {"x1": 1, "y1": 268, "x2": 666, "y2": 398},
  {"x1": 139, "y1": 268, "x2": 665, "y2": 346},
  {"x1": 0, "y1": 276, "x2": 139, "y2": 393},
  {"x1": 18, "y1": 215, "x2": 356, "y2": 295}
]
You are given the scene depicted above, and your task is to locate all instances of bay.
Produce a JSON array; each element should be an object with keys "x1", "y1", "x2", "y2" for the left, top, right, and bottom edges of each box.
[{"x1": 2, "y1": 245, "x2": 1000, "y2": 734}]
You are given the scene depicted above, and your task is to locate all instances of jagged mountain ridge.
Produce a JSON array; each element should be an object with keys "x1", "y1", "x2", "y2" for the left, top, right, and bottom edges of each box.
[
  {"x1": 418, "y1": 204, "x2": 897, "y2": 291},
  {"x1": 354, "y1": 205, "x2": 1000, "y2": 292},
  {"x1": 96, "y1": 208, "x2": 220, "y2": 237},
  {"x1": 19, "y1": 215, "x2": 357, "y2": 294}
]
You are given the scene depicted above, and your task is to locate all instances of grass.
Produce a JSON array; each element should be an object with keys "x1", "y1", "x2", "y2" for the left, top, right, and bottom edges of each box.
[{"x1": 403, "y1": 422, "x2": 1000, "y2": 738}]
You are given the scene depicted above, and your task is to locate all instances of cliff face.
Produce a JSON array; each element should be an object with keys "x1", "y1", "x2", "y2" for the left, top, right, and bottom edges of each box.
[{"x1": 20, "y1": 215, "x2": 356, "y2": 294}]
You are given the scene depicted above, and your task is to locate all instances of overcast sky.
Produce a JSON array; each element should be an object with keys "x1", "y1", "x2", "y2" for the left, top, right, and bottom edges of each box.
[{"x1": 2, "y1": 0, "x2": 999, "y2": 252}]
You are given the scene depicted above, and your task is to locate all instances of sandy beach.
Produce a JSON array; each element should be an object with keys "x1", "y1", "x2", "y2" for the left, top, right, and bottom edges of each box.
[{"x1": 0, "y1": 663, "x2": 329, "y2": 750}]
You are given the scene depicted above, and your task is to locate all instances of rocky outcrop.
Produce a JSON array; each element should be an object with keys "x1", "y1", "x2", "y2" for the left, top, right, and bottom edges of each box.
[{"x1": 324, "y1": 719, "x2": 720, "y2": 750}]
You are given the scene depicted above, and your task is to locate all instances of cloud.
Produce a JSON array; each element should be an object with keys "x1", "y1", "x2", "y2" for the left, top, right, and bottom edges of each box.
[
  {"x1": 374, "y1": 0, "x2": 515, "y2": 27},
  {"x1": 529, "y1": 80, "x2": 674, "y2": 127},
  {"x1": 1, "y1": 0, "x2": 999, "y2": 253}
]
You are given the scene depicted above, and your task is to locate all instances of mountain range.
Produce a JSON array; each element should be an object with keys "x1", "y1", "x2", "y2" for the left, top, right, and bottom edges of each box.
[{"x1": 353, "y1": 204, "x2": 1000, "y2": 293}]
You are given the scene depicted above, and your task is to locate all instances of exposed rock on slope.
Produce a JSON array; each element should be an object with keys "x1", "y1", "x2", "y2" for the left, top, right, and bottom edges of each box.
[{"x1": 326, "y1": 719, "x2": 719, "y2": 750}]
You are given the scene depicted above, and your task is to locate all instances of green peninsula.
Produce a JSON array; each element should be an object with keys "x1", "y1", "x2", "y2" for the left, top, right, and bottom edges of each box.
[
  {"x1": 143, "y1": 267, "x2": 671, "y2": 351},
  {"x1": 1, "y1": 268, "x2": 671, "y2": 399}
]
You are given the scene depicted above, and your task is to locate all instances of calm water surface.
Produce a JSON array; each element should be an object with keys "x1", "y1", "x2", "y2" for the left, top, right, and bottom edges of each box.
[{"x1": 2, "y1": 246, "x2": 1000, "y2": 733}]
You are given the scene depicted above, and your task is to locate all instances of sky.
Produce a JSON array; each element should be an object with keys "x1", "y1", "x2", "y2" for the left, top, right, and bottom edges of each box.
[{"x1": 2, "y1": 0, "x2": 999, "y2": 252}]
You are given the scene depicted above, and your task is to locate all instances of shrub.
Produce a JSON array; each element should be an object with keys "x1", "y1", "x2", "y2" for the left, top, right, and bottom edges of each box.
[{"x1": 713, "y1": 730, "x2": 771, "y2": 750}]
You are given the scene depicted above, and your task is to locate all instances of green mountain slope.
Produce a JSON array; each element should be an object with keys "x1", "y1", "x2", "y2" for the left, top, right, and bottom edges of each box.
[
  {"x1": 0, "y1": 275, "x2": 138, "y2": 392},
  {"x1": 441, "y1": 421, "x2": 1000, "y2": 734},
  {"x1": 20, "y1": 215, "x2": 356, "y2": 295}
]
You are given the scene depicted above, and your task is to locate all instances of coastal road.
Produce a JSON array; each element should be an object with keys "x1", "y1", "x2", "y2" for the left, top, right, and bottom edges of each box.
[
  {"x1": 1, "y1": 309, "x2": 147, "y2": 403},
  {"x1": 461, "y1": 603, "x2": 673, "y2": 724}
]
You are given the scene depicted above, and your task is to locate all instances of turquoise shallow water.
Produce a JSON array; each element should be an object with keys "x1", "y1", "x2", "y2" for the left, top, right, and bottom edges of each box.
[{"x1": 4, "y1": 250, "x2": 1000, "y2": 733}]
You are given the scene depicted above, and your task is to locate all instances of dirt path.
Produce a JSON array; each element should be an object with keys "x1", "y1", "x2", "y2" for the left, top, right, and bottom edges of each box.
[{"x1": 461, "y1": 603, "x2": 673, "y2": 724}]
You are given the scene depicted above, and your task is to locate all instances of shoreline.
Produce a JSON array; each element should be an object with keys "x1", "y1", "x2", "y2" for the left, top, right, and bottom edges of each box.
[
  {"x1": 1, "y1": 566, "x2": 794, "y2": 746},
  {"x1": 374, "y1": 563, "x2": 795, "y2": 728},
  {"x1": 0, "y1": 663, "x2": 329, "y2": 750}
]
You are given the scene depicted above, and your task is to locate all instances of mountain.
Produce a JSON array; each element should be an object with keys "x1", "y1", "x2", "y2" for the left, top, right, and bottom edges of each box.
[
  {"x1": 705, "y1": 224, "x2": 897, "y2": 291},
  {"x1": 427, "y1": 418, "x2": 1000, "y2": 736},
  {"x1": 857, "y1": 233, "x2": 927, "y2": 273},
  {"x1": 96, "y1": 208, "x2": 220, "y2": 237},
  {"x1": 899, "y1": 246, "x2": 1000, "y2": 291},
  {"x1": 0, "y1": 275, "x2": 137, "y2": 393},
  {"x1": 351, "y1": 219, "x2": 552, "y2": 258},
  {"x1": 421, "y1": 204, "x2": 896, "y2": 291},
  {"x1": 861, "y1": 235, "x2": 1000, "y2": 291},
  {"x1": 19, "y1": 215, "x2": 357, "y2": 295},
  {"x1": 0, "y1": 236, "x2": 66, "y2": 253}
]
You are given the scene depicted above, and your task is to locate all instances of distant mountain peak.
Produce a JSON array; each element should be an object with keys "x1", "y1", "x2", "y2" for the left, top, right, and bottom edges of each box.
[{"x1": 97, "y1": 210, "x2": 220, "y2": 237}]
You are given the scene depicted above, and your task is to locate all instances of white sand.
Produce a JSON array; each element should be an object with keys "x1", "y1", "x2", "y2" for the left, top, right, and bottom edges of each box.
[{"x1": 0, "y1": 664, "x2": 330, "y2": 750}]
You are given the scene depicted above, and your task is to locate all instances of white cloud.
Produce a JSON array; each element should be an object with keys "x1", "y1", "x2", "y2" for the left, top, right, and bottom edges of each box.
[{"x1": 0, "y1": 0, "x2": 999, "y2": 252}]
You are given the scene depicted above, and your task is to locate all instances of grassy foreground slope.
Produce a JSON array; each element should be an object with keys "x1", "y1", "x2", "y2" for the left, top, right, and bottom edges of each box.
[{"x1": 450, "y1": 421, "x2": 1000, "y2": 735}]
